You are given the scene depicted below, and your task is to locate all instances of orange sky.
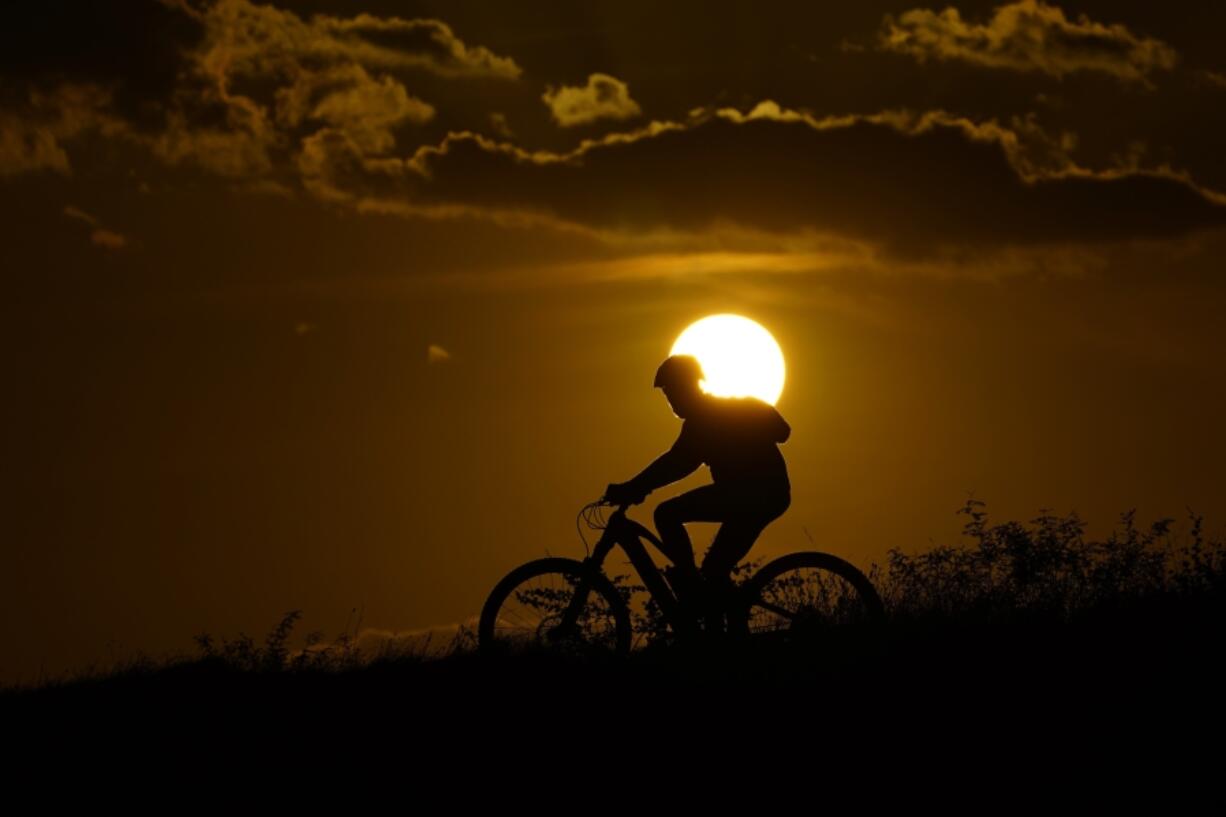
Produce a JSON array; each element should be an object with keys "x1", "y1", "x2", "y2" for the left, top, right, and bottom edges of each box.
[{"x1": 2, "y1": 0, "x2": 1225, "y2": 685}]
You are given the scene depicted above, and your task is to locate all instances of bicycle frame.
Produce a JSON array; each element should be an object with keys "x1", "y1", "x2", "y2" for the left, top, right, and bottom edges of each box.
[
  {"x1": 558, "y1": 502, "x2": 704, "y2": 641},
  {"x1": 517, "y1": 501, "x2": 885, "y2": 652}
]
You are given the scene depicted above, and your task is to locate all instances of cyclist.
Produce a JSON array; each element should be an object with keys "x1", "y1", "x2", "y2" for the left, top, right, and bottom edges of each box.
[{"x1": 603, "y1": 354, "x2": 792, "y2": 629}]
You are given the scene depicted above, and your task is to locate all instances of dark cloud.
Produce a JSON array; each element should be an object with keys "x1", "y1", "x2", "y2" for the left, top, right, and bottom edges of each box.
[
  {"x1": 0, "y1": 0, "x2": 201, "y2": 129},
  {"x1": 337, "y1": 103, "x2": 1226, "y2": 256},
  {"x1": 0, "y1": 0, "x2": 520, "y2": 178},
  {"x1": 877, "y1": 1, "x2": 1179, "y2": 85},
  {"x1": 147, "y1": 0, "x2": 521, "y2": 176},
  {"x1": 0, "y1": 84, "x2": 128, "y2": 176},
  {"x1": 317, "y1": 15, "x2": 522, "y2": 79},
  {"x1": 186, "y1": 0, "x2": 521, "y2": 84},
  {"x1": 2, "y1": 0, "x2": 1223, "y2": 262}
]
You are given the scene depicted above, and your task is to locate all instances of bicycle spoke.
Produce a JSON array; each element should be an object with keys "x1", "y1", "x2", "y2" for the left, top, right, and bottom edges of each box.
[
  {"x1": 749, "y1": 598, "x2": 797, "y2": 620},
  {"x1": 482, "y1": 563, "x2": 626, "y2": 656},
  {"x1": 746, "y1": 563, "x2": 874, "y2": 636}
]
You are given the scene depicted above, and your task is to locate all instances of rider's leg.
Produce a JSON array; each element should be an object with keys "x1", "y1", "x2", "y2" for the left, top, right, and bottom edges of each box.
[
  {"x1": 653, "y1": 483, "x2": 727, "y2": 574},
  {"x1": 699, "y1": 490, "x2": 789, "y2": 580},
  {"x1": 654, "y1": 484, "x2": 731, "y2": 623},
  {"x1": 697, "y1": 516, "x2": 766, "y2": 631},
  {"x1": 699, "y1": 491, "x2": 791, "y2": 627}
]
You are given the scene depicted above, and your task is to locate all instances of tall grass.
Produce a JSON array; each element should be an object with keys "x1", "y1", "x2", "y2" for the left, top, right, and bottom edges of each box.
[
  {"x1": 6, "y1": 497, "x2": 1222, "y2": 693},
  {"x1": 875, "y1": 497, "x2": 1224, "y2": 624},
  {"x1": 158, "y1": 498, "x2": 1226, "y2": 670},
  {"x1": 604, "y1": 497, "x2": 1225, "y2": 648}
]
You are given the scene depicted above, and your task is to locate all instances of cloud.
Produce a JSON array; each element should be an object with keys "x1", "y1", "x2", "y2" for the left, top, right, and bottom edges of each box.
[
  {"x1": 62, "y1": 204, "x2": 128, "y2": 250},
  {"x1": 5, "y1": 3, "x2": 1221, "y2": 267},
  {"x1": 542, "y1": 73, "x2": 642, "y2": 127},
  {"x1": 335, "y1": 101, "x2": 1224, "y2": 257},
  {"x1": 278, "y1": 63, "x2": 437, "y2": 191},
  {"x1": 0, "y1": 0, "x2": 519, "y2": 179},
  {"x1": 0, "y1": 84, "x2": 126, "y2": 176},
  {"x1": 183, "y1": 0, "x2": 521, "y2": 85},
  {"x1": 877, "y1": 1, "x2": 1179, "y2": 85},
  {"x1": 1204, "y1": 71, "x2": 1226, "y2": 90},
  {"x1": 396, "y1": 231, "x2": 1118, "y2": 295},
  {"x1": 329, "y1": 15, "x2": 520, "y2": 79},
  {"x1": 148, "y1": 0, "x2": 505, "y2": 177},
  {"x1": 287, "y1": 65, "x2": 435, "y2": 134},
  {"x1": 427, "y1": 343, "x2": 451, "y2": 363},
  {"x1": 0, "y1": 117, "x2": 70, "y2": 176},
  {"x1": 62, "y1": 206, "x2": 99, "y2": 227},
  {"x1": 488, "y1": 112, "x2": 515, "y2": 139},
  {"x1": 89, "y1": 229, "x2": 128, "y2": 250}
]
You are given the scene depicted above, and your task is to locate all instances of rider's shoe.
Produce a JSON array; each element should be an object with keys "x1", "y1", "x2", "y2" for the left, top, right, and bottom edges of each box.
[{"x1": 699, "y1": 578, "x2": 736, "y2": 637}]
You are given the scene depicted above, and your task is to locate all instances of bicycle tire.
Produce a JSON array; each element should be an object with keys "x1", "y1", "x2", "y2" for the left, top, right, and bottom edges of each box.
[
  {"x1": 479, "y1": 557, "x2": 633, "y2": 658},
  {"x1": 733, "y1": 551, "x2": 884, "y2": 640}
]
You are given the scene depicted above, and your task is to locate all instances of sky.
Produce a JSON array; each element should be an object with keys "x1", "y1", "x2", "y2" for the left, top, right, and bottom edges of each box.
[{"x1": 2, "y1": 0, "x2": 1225, "y2": 685}]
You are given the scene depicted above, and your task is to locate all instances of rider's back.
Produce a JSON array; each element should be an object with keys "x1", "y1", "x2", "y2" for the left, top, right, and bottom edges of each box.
[{"x1": 674, "y1": 394, "x2": 791, "y2": 495}]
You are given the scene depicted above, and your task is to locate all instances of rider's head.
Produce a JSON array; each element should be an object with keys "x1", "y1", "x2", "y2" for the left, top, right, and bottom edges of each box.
[{"x1": 654, "y1": 354, "x2": 705, "y2": 418}]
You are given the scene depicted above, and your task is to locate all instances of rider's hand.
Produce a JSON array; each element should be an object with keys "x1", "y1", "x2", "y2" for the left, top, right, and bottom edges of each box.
[{"x1": 603, "y1": 481, "x2": 649, "y2": 506}]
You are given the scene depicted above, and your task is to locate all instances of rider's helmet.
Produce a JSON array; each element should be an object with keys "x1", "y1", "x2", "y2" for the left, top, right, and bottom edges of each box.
[{"x1": 653, "y1": 354, "x2": 704, "y2": 390}]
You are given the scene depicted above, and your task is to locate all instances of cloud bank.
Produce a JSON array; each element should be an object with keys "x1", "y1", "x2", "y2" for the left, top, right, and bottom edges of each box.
[
  {"x1": 331, "y1": 101, "x2": 1226, "y2": 256},
  {"x1": 2, "y1": 0, "x2": 1222, "y2": 265},
  {"x1": 878, "y1": 1, "x2": 1178, "y2": 84}
]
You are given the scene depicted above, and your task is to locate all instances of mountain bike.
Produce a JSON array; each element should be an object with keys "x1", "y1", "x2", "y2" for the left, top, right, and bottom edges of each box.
[{"x1": 478, "y1": 496, "x2": 884, "y2": 657}]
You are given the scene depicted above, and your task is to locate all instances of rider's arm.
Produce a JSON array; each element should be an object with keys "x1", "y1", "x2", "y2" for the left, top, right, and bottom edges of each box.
[{"x1": 626, "y1": 430, "x2": 702, "y2": 494}]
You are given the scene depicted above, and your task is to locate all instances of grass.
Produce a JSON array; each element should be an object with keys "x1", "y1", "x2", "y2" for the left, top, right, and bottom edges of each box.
[
  {"x1": 876, "y1": 497, "x2": 1224, "y2": 623},
  {"x1": 3, "y1": 497, "x2": 1223, "y2": 699},
  {"x1": 4, "y1": 497, "x2": 1223, "y2": 790}
]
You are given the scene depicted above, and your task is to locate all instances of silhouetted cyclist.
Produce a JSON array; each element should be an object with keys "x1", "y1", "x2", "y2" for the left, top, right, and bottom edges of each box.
[{"x1": 604, "y1": 354, "x2": 792, "y2": 628}]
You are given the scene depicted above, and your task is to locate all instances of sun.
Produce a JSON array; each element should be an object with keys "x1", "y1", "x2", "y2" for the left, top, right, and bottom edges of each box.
[{"x1": 670, "y1": 314, "x2": 786, "y2": 405}]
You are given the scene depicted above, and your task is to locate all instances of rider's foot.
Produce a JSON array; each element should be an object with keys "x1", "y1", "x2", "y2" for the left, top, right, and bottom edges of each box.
[{"x1": 699, "y1": 577, "x2": 736, "y2": 635}]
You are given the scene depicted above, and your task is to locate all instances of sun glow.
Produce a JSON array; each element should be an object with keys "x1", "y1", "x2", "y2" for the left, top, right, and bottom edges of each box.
[{"x1": 670, "y1": 314, "x2": 786, "y2": 405}]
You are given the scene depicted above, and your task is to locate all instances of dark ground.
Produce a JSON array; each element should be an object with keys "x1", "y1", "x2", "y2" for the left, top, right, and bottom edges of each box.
[{"x1": 6, "y1": 595, "x2": 1223, "y2": 797}]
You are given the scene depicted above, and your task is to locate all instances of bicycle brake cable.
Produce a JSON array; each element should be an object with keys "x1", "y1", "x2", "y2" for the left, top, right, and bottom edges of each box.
[
  {"x1": 576, "y1": 504, "x2": 591, "y2": 558},
  {"x1": 576, "y1": 499, "x2": 610, "y2": 558}
]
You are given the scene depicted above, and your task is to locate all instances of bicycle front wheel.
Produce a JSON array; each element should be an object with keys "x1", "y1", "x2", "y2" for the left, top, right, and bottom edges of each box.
[
  {"x1": 479, "y1": 557, "x2": 632, "y2": 658},
  {"x1": 736, "y1": 551, "x2": 884, "y2": 640}
]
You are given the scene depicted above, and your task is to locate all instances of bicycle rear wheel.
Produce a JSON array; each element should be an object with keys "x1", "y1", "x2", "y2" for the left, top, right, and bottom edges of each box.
[
  {"x1": 479, "y1": 557, "x2": 633, "y2": 658},
  {"x1": 734, "y1": 551, "x2": 884, "y2": 640}
]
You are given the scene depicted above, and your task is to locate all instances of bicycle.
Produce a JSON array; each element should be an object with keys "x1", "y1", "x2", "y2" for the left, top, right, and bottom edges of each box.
[{"x1": 478, "y1": 495, "x2": 884, "y2": 657}]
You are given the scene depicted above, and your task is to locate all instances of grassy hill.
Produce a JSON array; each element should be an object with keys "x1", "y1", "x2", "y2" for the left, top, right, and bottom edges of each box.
[{"x1": 5, "y1": 498, "x2": 1223, "y2": 787}]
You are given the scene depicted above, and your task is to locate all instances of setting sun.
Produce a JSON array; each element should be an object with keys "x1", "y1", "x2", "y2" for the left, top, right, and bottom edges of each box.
[{"x1": 670, "y1": 314, "x2": 786, "y2": 405}]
